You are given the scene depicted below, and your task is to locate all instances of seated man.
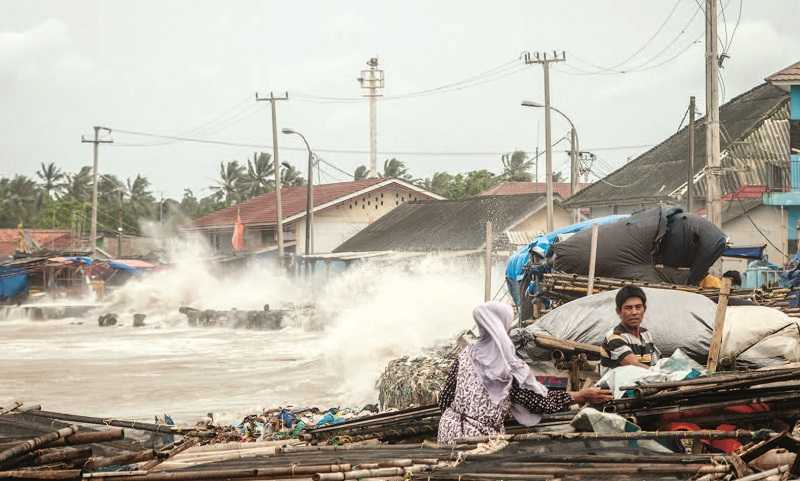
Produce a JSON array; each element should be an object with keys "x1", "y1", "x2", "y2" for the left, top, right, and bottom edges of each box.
[{"x1": 601, "y1": 286, "x2": 660, "y2": 370}]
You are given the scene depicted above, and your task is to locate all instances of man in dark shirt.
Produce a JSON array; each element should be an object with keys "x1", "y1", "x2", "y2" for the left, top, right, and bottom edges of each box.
[{"x1": 601, "y1": 285, "x2": 660, "y2": 371}]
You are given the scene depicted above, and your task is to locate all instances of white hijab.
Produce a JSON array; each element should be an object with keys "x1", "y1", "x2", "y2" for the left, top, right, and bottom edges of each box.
[{"x1": 469, "y1": 301, "x2": 549, "y2": 426}]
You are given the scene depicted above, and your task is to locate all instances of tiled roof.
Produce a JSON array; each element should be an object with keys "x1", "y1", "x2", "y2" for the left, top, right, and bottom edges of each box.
[
  {"x1": 334, "y1": 194, "x2": 551, "y2": 253},
  {"x1": 563, "y1": 82, "x2": 789, "y2": 208},
  {"x1": 479, "y1": 182, "x2": 590, "y2": 198},
  {"x1": 0, "y1": 229, "x2": 74, "y2": 257},
  {"x1": 192, "y1": 178, "x2": 440, "y2": 228},
  {"x1": 766, "y1": 61, "x2": 800, "y2": 84}
]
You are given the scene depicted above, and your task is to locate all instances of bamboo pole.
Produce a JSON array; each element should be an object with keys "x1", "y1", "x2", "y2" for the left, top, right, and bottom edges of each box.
[
  {"x1": 707, "y1": 277, "x2": 732, "y2": 373},
  {"x1": 732, "y1": 464, "x2": 790, "y2": 481},
  {"x1": 454, "y1": 429, "x2": 769, "y2": 444},
  {"x1": 619, "y1": 367, "x2": 800, "y2": 392},
  {"x1": 586, "y1": 224, "x2": 599, "y2": 296},
  {"x1": 484, "y1": 221, "x2": 492, "y2": 302},
  {"x1": 0, "y1": 469, "x2": 81, "y2": 480},
  {"x1": 87, "y1": 464, "x2": 352, "y2": 481},
  {"x1": 45, "y1": 429, "x2": 124, "y2": 448},
  {"x1": 0, "y1": 426, "x2": 77, "y2": 465},
  {"x1": 84, "y1": 450, "x2": 156, "y2": 470},
  {"x1": 28, "y1": 447, "x2": 92, "y2": 467},
  {"x1": 28, "y1": 411, "x2": 193, "y2": 435}
]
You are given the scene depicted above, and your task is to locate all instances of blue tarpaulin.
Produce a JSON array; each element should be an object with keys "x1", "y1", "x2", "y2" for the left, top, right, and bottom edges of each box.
[
  {"x1": 721, "y1": 245, "x2": 766, "y2": 259},
  {"x1": 505, "y1": 215, "x2": 629, "y2": 282},
  {"x1": 0, "y1": 267, "x2": 28, "y2": 300}
]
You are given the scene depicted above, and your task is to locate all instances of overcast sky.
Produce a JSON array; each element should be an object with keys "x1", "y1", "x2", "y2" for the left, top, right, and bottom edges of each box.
[{"x1": 2, "y1": 0, "x2": 799, "y2": 199}]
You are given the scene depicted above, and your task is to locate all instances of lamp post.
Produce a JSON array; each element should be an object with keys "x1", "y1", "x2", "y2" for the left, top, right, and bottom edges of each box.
[
  {"x1": 522, "y1": 100, "x2": 581, "y2": 223},
  {"x1": 281, "y1": 129, "x2": 314, "y2": 256}
]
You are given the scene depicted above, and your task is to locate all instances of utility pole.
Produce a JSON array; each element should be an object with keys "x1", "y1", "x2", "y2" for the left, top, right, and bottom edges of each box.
[
  {"x1": 81, "y1": 126, "x2": 113, "y2": 256},
  {"x1": 117, "y1": 191, "x2": 123, "y2": 258},
  {"x1": 705, "y1": 0, "x2": 722, "y2": 227},
  {"x1": 524, "y1": 51, "x2": 566, "y2": 232},
  {"x1": 534, "y1": 147, "x2": 539, "y2": 183},
  {"x1": 687, "y1": 96, "x2": 696, "y2": 213},
  {"x1": 569, "y1": 127, "x2": 579, "y2": 222},
  {"x1": 256, "y1": 91, "x2": 289, "y2": 259},
  {"x1": 358, "y1": 57, "x2": 384, "y2": 178}
]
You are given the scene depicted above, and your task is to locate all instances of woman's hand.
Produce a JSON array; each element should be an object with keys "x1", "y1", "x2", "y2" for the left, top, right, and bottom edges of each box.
[{"x1": 570, "y1": 387, "x2": 612, "y2": 405}]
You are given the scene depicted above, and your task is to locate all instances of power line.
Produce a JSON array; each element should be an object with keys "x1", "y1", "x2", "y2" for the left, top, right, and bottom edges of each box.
[{"x1": 107, "y1": 126, "x2": 654, "y2": 157}]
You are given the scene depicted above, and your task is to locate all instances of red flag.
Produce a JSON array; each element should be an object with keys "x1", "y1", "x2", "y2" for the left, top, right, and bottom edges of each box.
[{"x1": 231, "y1": 208, "x2": 245, "y2": 251}]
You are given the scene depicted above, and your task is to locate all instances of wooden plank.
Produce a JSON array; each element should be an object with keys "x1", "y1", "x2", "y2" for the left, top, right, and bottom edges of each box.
[{"x1": 707, "y1": 277, "x2": 732, "y2": 373}]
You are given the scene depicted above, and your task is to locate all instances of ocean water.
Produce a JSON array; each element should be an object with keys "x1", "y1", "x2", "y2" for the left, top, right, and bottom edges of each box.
[{"x1": 0, "y1": 237, "x2": 486, "y2": 425}]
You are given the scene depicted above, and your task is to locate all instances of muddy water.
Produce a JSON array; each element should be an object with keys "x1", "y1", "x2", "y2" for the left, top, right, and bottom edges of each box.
[{"x1": 1, "y1": 252, "x2": 486, "y2": 424}]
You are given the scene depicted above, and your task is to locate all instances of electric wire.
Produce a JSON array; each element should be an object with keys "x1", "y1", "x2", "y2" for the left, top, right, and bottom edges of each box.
[{"x1": 735, "y1": 197, "x2": 786, "y2": 257}]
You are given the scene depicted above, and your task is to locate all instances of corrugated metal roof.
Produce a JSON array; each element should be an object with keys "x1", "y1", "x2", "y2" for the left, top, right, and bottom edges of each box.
[
  {"x1": 564, "y1": 83, "x2": 790, "y2": 208},
  {"x1": 479, "y1": 182, "x2": 590, "y2": 198},
  {"x1": 333, "y1": 194, "x2": 550, "y2": 253}
]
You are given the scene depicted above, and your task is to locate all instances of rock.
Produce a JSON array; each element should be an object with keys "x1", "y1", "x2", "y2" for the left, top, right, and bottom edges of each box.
[
  {"x1": 133, "y1": 314, "x2": 146, "y2": 327},
  {"x1": 98, "y1": 313, "x2": 118, "y2": 327}
]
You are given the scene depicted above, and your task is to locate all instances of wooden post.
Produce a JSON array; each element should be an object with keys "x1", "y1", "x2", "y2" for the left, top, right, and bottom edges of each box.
[
  {"x1": 707, "y1": 277, "x2": 732, "y2": 373},
  {"x1": 586, "y1": 224, "x2": 599, "y2": 296},
  {"x1": 484, "y1": 221, "x2": 492, "y2": 301}
]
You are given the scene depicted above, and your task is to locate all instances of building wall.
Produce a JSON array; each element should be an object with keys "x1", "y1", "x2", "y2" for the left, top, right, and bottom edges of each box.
[
  {"x1": 722, "y1": 205, "x2": 787, "y2": 272},
  {"x1": 295, "y1": 185, "x2": 430, "y2": 254},
  {"x1": 511, "y1": 206, "x2": 573, "y2": 235}
]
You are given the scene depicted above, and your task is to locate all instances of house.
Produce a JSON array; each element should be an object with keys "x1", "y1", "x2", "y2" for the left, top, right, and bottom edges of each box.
[
  {"x1": 189, "y1": 178, "x2": 443, "y2": 254},
  {"x1": 563, "y1": 81, "x2": 790, "y2": 217},
  {"x1": 562, "y1": 69, "x2": 797, "y2": 258},
  {"x1": 479, "y1": 181, "x2": 591, "y2": 198},
  {"x1": 333, "y1": 193, "x2": 572, "y2": 255},
  {"x1": 0, "y1": 229, "x2": 77, "y2": 258}
]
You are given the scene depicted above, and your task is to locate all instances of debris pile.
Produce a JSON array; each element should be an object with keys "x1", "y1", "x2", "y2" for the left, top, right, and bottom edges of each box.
[{"x1": 375, "y1": 337, "x2": 465, "y2": 410}]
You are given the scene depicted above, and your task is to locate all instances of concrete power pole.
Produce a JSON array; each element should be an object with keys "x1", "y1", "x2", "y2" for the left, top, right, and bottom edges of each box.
[
  {"x1": 358, "y1": 57, "x2": 384, "y2": 178},
  {"x1": 524, "y1": 51, "x2": 566, "y2": 232},
  {"x1": 687, "y1": 96, "x2": 696, "y2": 213},
  {"x1": 256, "y1": 91, "x2": 289, "y2": 259},
  {"x1": 569, "y1": 127, "x2": 579, "y2": 223},
  {"x1": 705, "y1": 0, "x2": 722, "y2": 227},
  {"x1": 81, "y1": 126, "x2": 113, "y2": 256}
]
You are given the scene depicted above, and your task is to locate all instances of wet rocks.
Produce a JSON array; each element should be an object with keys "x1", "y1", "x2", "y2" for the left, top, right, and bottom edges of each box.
[{"x1": 98, "y1": 313, "x2": 118, "y2": 327}]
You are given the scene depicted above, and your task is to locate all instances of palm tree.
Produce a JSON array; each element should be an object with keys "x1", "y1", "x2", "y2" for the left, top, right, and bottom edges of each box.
[
  {"x1": 210, "y1": 161, "x2": 245, "y2": 204},
  {"x1": 126, "y1": 175, "x2": 156, "y2": 219},
  {"x1": 243, "y1": 152, "x2": 274, "y2": 197},
  {"x1": 501, "y1": 151, "x2": 534, "y2": 182},
  {"x1": 281, "y1": 163, "x2": 305, "y2": 187},
  {"x1": 35, "y1": 162, "x2": 65, "y2": 202},
  {"x1": 381, "y1": 158, "x2": 410, "y2": 179},
  {"x1": 354, "y1": 165, "x2": 368, "y2": 180},
  {"x1": 62, "y1": 166, "x2": 93, "y2": 203},
  {"x1": 0, "y1": 175, "x2": 39, "y2": 226}
]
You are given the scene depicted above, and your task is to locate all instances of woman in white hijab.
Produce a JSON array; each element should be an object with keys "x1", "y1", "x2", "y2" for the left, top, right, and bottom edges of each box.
[{"x1": 437, "y1": 301, "x2": 610, "y2": 445}]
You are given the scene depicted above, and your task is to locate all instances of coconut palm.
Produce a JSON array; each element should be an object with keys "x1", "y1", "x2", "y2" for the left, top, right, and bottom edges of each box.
[
  {"x1": 0, "y1": 175, "x2": 39, "y2": 226},
  {"x1": 125, "y1": 175, "x2": 156, "y2": 219},
  {"x1": 501, "y1": 151, "x2": 534, "y2": 182},
  {"x1": 243, "y1": 152, "x2": 274, "y2": 197},
  {"x1": 62, "y1": 166, "x2": 93, "y2": 203},
  {"x1": 382, "y1": 158, "x2": 410, "y2": 179},
  {"x1": 35, "y1": 162, "x2": 65, "y2": 201},
  {"x1": 354, "y1": 165, "x2": 368, "y2": 180},
  {"x1": 210, "y1": 161, "x2": 245, "y2": 204},
  {"x1": 281, "y1": 163, "x2": 305, "y2": 187}
]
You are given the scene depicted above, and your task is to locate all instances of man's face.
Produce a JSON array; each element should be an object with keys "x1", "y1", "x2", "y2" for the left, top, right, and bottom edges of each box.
[{"x1": 617, "y1": 297, "x2": 646, "y2": 330}]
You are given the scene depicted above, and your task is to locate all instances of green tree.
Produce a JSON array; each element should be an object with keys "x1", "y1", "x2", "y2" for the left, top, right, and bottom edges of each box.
[
  {"x1": 125, "y1": 175, "x2": 156, "y2": 220},
  {"x1": 353, "y1": 165, "x2": 368, "y2": 180},
  {"x1": 0, "y1": 175, "x2": 39, "y2": 227},
  {"x1": 243, "y1": 152, "x2": 274, "y2": 197},
  {"x1": 62, "y1": 166, "x2": 92, "y2": 203},
  {"x1": 210, "y1": 161, "x2": 245, "y2": 205},
  {"x1": 381, "y1": 158, "x2": 411, "y2": 179},
  {"x1": 281, "y1": 163, "x2": 305, "y2": 187},
  {"x1": 501, "y1": 150, "x2": 534, "y2": 182},
  {"x1": 463, "y1": 170, "x2": 499, "y2": 197},
  {"x1": 35, "y1": 162, "x2": 65, "y2": 203}
]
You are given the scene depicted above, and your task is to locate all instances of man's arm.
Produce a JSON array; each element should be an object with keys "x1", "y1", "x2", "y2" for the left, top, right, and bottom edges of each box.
[{"x1": 619, "y1": 353, "x2": 651, "y2": 369}]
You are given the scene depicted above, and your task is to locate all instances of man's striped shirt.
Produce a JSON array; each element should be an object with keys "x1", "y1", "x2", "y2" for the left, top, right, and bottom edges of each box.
[{"x1": 601, "y1": 323, "x2": 659, "y2": 370}]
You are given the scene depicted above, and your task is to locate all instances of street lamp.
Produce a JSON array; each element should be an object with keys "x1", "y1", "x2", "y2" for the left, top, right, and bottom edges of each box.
[
  {"x1": 281, "y1": 128, "x2": 314, "y2": 256},
  {"x1": 522, "y1": 100, "x2": 581, "y2": 223}
]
